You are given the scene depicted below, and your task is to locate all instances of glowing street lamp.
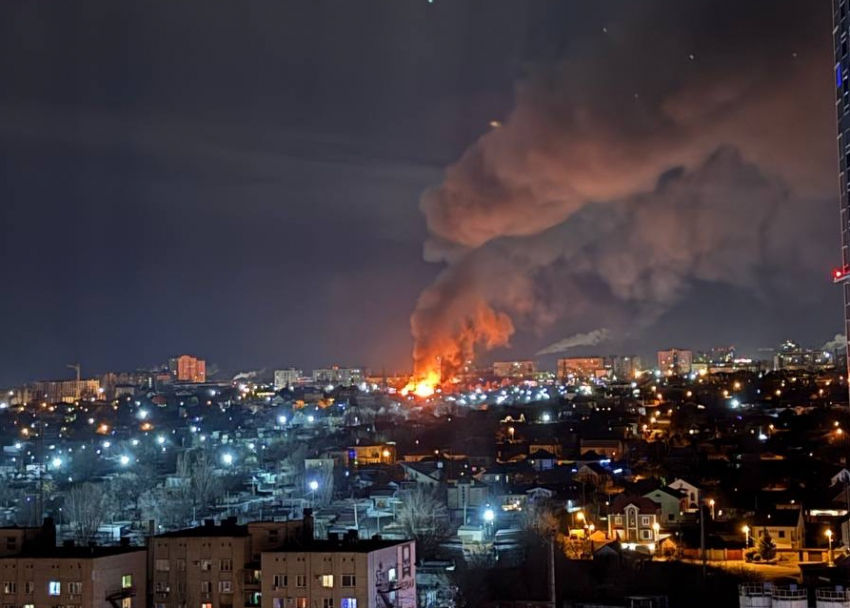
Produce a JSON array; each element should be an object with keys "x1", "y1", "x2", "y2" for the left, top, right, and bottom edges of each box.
[
  {"x1": 508, "y1": 426, "x2": 515, "y2": 442},
  {"x1": 709, "y1": 499, "x2": 716, "y2": 520},
  {"x1": 119, "y1": 455, "x2": 131, "y2": 466},
  {"x1": 483, "y1": 508, "x2": 495, "y2": 523},
  {"x1": 222, "y1": 453, "x2": 234, "y2": 466},
  {"x1": 742, "y1": 525, "x2": 750, "y2": 548},
  {"x1": 51, "y1": 457, "x2": 62, "y2": 469}
]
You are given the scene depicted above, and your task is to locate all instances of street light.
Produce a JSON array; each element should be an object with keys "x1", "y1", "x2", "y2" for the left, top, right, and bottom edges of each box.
[
  {"x1": 222, "y1": 453, "x2": 234, "y2": 466},
  {"x1": 709, "y1": 499, "x2": 716, "y2": 520},
  {"x1": 827, "y1": 529, "x2": 834, "y2": 565},
  {"x1": 742, "y1": 525, "x2": 750, "y2": 548},
  {"x1": 483, "y1": 508, "x2": 495, "y2": 523},
  {"x1": 119, "y1": 455, "x2": 131, "y2": 466},
  {"x1": 308, "y1": 480, "x2": 319, "y2": 508}
]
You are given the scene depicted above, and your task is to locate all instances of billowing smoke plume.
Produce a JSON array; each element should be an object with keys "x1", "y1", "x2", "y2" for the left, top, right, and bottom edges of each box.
[
  {"x1": 536, "y1": 329, "x2": 611, "y2": 356},
  {"x1": 823, "y1": 333, "x2": 848, "y2": 355},
  {"x1": 410, "y1": 2, "x2": 835, "y2": 376}
]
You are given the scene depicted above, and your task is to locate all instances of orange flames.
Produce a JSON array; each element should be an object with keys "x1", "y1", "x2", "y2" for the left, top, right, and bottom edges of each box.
[{"x1": 401, "y1": 368, "x2": 441, "y2": 399}]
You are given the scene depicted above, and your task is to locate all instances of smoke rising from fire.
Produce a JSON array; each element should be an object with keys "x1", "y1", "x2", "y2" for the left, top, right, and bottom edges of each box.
[{"x1": 410, "y1": 2, "x2": 835, "y2": 377}]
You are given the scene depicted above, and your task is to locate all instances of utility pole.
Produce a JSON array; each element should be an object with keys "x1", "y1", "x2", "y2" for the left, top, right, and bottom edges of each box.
[{"x1": 700, "y1": 496, "x2": 707, "y2": 580}]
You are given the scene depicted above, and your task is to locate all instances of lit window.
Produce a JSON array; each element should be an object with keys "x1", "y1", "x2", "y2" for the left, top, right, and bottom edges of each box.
[
  {"x1": 22, "y1": 605, "x2": 34, "y2": 608},
  {"x1": 342, "y1": 599, "x2": 357, "y2": 608},
  {"x1": 121, "y1": 598, "x2": 132, "y2": 608},
  {"x1": 201, "y1": 604, "x2": 212, "y2": 608},
  {"x1": 200, "y1": 560, "x2": 212, "y2": 571},
  {"x1": 122, "y1": 575, "x2": 133, "y2": 589},
  {"x1": 341, "y1": 575, "x2": 356, "y2": 587},
  {"x1": 296, "y1": 598, "x2": 307, "y2": 608},
  {"x1": 321, "y1": 575, "x2": 334, "y2": 588},
  {"x1": 388, "y1": 568, "x2": 396, "y2": 582},
  {"x1": 2, "y1": 582, "x2": 15, "y2": 594},
  {"x1": 218, "y1": 581, "x2": 232, "y2": 594},
  {"x1": 48, "y1": 581, "x2": 61, "y2": 596}
]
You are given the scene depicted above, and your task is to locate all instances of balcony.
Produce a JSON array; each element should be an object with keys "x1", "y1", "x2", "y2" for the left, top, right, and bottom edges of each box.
[{"x1": 106, "y1": 586, "x2": 136, "y2": 608}]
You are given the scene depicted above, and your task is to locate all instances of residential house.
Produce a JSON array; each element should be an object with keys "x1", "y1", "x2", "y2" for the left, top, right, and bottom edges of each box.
[
  {"x1": 607, "y1": 495, "x2": 662, "y2": 551},
  {"x1": 643, "y1": 487, "x2": 688, "y2": 526},
  {"x1": 751, "y1": 508, "x2": 805, "y2": 550}
]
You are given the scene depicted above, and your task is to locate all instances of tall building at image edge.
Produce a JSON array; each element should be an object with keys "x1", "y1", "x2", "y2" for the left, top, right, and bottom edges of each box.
[{"x1": 833, "y1": 0, "x2": 850, "y2": 384}]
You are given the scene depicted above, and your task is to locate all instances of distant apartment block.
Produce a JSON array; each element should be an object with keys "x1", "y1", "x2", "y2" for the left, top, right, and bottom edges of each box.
[
  {"x1": 169, "y1": 355, "x2": 206, "y2": 383},
  {"x1": 312, "y1": 367, "x2": 363, "y2": 387},
  {"x1": 556, "y1": 357, "x2": 605, "y2": 380},
  {"x1": 657, "y1": 348, "x2": 693, "y2": 375},
  {"x1": 274, "y1": 368, "x2": 303, "y2": 390},
  {"x1": 492, "y1": 361, "x2": 537, "y2": 379},
  {"x1": 261, "y1": 532, "x2": 416, "y2": 608},
  {"x1": 23, "y1": 379, "x2": 101, "y2": 404}
]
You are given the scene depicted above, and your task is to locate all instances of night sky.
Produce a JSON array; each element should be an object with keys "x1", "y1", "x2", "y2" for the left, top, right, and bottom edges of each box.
[{"x1": 0, "y1": 1, "x2": 840, "y2": 385}]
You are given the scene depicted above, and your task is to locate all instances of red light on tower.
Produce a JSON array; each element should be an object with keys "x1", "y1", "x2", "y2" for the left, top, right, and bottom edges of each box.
[{"x1": 834, "y1": 267, "x2": 849, "y2": 283}]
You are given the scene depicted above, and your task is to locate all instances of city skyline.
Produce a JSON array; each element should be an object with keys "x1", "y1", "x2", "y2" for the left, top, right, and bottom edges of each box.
[{"x1": 0, "y1": 1, "x2": 842, "y2": 387}]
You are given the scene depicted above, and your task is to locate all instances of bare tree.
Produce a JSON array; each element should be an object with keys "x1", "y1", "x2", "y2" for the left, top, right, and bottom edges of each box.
[
  {"x1": 519, "y1": 501, "x2": 560, "y2": 548},
  {"x1": 395, "y1": 486, "x2": 451, "y2": 558},
  {"x1": 190, "y1": 452, "x2": 220, "y2": 512},
  {"x1": 66, "y1": 483, "x2": 108, "y2": 544}
]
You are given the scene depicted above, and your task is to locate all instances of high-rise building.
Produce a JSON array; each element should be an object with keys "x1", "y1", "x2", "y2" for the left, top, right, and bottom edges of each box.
[
  {"x1": 608, "y1": 355, "x2": 642, "y2": 380},
  {"x1": 556, "y1": 357, "x2": 605, "y2": 380},
  {"x1": 274, "y1": 368, "x2": 303, "y2": 390},
  {"x1": 170, "y1": 355, "x2": 206, "y2": 383},
  {"x1": 833, "y1": 0, "x2": 850, "y2": 383},
  {"x1": 312, "y1": 367, "x2": 363, "y2": 386},
  {"x1": 492, "y1": 360, "x2": 537, "y2": 379},
  {"x1": 657, "y1": 349, "x2": 693, "y2": 375}
]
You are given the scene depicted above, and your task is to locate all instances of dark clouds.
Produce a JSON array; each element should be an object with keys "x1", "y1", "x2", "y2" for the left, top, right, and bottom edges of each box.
[{"x1": 0, "y1": 0, "x2": 840, "y2": 385}]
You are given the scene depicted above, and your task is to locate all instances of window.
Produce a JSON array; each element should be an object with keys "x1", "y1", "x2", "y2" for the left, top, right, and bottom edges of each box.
[
  {"x1": 218, "y1": 581, "x2": 232, "y2": 594},
  {"x1": 296, "y1": 599, "x2": 307, "y2": 608},
  {"x1": 122, "y1": 575, "x2": 133, "y2": 589},
  {"x1": 22, "y1": 604, "x2": 34, "y2": 608},
  {"x1": 322, "y1": 600, "x2": 333, "y2": 608},
  {"x1": 640, "y1": 530, "x2": 652, "y2": 540},
  {"x1": 121, "y1": 599, "x2": 131, "y2": 608},
  {"x1": 296, "y1": 575, "x2": 306, "y2": 588},
  {"x1": 25, "y1": 582, "x2": 34, "y2": 594},
  {"x1": 614, "y1": 515, "x2": 622, "y2": 525},
  {"x1": 68, "y1": 582, "x2": 83, "y2": 594},
  {"x1": 155, "y1": 582, "x2": 169, "y2": 593},
  {"x1": 341, "y1": 575, "x2": 356, "y2": 587},
  {"x1": 341, "y1": 599, "x2": 357, "y2": 608},
  {"x1": 200, "y1": 582, "x2": 212, "y2": 594},
  {"x1": 202, "y1": 604, "x2": 212, "y2": 608},
  {"x1": 640, "y1": 516, "x2": 651, "y2": 526},
  {"x1": 388, "y1": 568, "x2": 396, "y2": 582},
  {"x1": 779, "y1": 531, "x2": 786, "y2": 538},
  {"x1": 321, "y1": 575, "x2": 334, "y2": 588},
  {"x1": 48, "y1": 581, "x2": 61, "y2": 596},
  {"x1": 273, "y1": 575, "x2": 287, "y2": 588},
  {"x1": 155, "y1": 559, "x2": 170, "y2": 572},
  {"x1": 220, "y1": 559, "x2": 232, "y2": 572},
  {"x1": 2, "y1": 582, "x2": 15, "y2": 594},
  {"x1": 200, "y1": 560, "x2": 212, "y2": 571},
  {"x1": 156, "y1": 604, "x2": 167, "y2": 608}
]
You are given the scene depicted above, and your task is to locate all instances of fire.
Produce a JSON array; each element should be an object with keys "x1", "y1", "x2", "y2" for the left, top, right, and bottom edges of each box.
[{"x1": 401, "y1": 369, "x2": 441, "y2": 399}]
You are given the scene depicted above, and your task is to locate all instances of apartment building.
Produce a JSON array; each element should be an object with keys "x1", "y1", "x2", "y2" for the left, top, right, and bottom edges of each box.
[
  {"x1": 0, "y1": 543, "x2": 146, "y2": 608},
  {"x1": 261, "y1": 531, "x2": 416, "y2": 608},
  {"x1": 150, "y1": 517, "x2": 309, "y2": 608}
]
